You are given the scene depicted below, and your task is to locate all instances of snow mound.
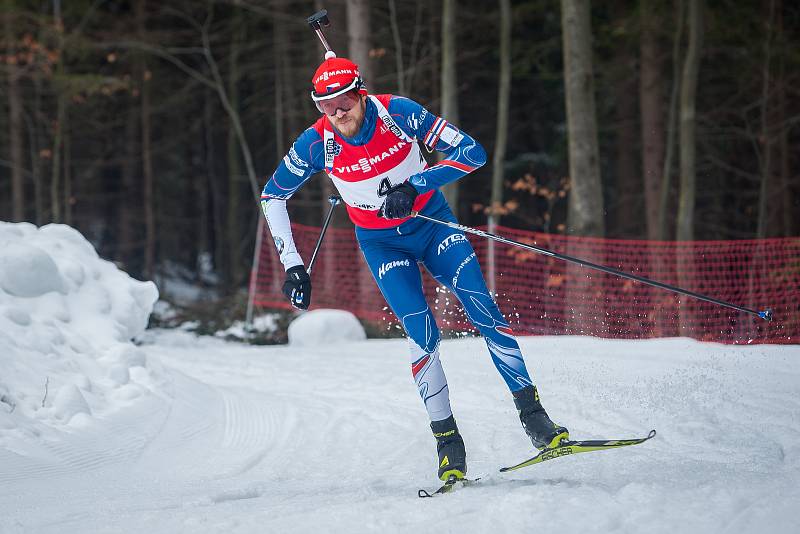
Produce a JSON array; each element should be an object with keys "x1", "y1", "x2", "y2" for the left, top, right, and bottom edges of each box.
[
  {"x1": 0, "y1": 222, "x2": 159, "y2": 434},
  {"x1": 287, "y1": 309, "x2": 366, "y2": 346}
]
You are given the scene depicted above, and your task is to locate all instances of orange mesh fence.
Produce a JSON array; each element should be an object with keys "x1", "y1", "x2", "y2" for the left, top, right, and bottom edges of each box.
[{"x1": 251, "y1": 223, "x2": 800, "y2": 344}]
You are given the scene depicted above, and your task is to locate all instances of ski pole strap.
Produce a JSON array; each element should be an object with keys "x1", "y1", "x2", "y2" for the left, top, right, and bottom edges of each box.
[
  {"x1": 307, "y1": 195, "x2": 341, "y2": 277},
  {"x1": 411, "y1": 212, "x2": 772, "y2": 321}
]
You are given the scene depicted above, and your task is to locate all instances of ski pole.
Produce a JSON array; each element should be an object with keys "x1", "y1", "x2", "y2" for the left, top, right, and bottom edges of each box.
[
  {"x1": 412, "y1": 212, "x2": 773, "y2": 321},
  {"x1": 306, "y1": 195, "x2": 341, "y2": 276}
]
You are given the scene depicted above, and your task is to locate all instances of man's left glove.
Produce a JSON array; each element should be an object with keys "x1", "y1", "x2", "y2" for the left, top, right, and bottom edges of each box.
[
  {"x1": 282, "y1": 265, "x2": 312, "y2": 310},
  {"x1": 380, "y1": 182, "x2": 419, "y2": 219}
]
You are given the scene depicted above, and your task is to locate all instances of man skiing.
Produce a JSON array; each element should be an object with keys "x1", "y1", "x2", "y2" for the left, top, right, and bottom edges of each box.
[{"x1": 260, "y1": 55, "x2": 568, "y2": 483}]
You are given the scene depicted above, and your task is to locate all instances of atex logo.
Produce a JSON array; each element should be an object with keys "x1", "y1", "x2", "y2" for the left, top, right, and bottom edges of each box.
[
  {"x1": 437, "y1": 233, "x2": 467, "y2": 255},
  {"x1": 378, "y1": 259, "x2": 410, "y2": 279}
]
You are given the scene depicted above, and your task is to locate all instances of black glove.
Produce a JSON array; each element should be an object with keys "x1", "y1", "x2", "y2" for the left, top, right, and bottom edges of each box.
[
  {"x1": 282, "y1": 265, "x2": 311, "y2": 310},
  {"x1": 380, "y1": 182, "x2": 419, "y2": 219}
]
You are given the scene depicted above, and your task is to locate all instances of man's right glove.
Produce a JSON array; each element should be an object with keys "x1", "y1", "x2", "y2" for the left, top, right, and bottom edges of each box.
[
  {"x1": 282, "y1": 265, "x2": 311, "y2": 310},
  {"x1": 380, "y1": 182, "x2": 419, "y2": 219}
]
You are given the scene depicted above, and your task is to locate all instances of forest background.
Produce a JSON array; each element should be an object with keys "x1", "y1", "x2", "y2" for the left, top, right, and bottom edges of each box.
[{"x1": 1, "y1": 0, "x2": 797, "y2": 318}]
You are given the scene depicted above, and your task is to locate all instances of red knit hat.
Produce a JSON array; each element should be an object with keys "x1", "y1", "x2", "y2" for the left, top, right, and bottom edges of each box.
[{"x1": 310, "y1": 57, "x2": 366, "y2": 101}]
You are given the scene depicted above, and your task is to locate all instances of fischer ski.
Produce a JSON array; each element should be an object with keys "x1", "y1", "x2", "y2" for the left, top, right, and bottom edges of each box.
[
  {"x1": 500, "y1": 429, "x2": 657, "y2": 472},
  {"x1": 418, "y1": 475, "x2": 480, "y2": 498}
]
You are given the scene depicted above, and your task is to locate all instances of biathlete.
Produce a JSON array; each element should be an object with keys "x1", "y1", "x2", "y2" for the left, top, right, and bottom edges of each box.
[{"x1": 260, "y1": 55, "x2": 568, "y2": 482}]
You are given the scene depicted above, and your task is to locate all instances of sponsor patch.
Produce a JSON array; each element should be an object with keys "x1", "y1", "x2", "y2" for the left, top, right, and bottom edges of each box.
[
  {"x1": 325, "y1": 138, "x2": 342, "y2": 158},
  {"x1": 314, "y1": 69, "x2": 357, "y2": 84},
  {"x1": 288, "y1": 147, "x2": 308, "y2": 168},
  {"x1": 334, "y1": 140, "x2": 406, "y2": 174},
  {"x1": 274, "y1": 236, "x2": 285, "y2": 255},
  {"x1": 440, "y1": 125, "x2": 464, "y2": 146},
  {"x1": 437, "y1": 233, "x2": 468, "y2": 255},
  {"x1": 378, "y1": 259, "x2": 411, "y2": 280},
  {"x1": 283, "y1": 155, "x2": 305, "y2": 177},
  {"x1": 452, "y1": 252, "x2": 476, "y2": 287},
  {"x1": 380, "y1": 113, "x2": 405, "y2": 141},
  {"x1": 410, "y1": 174, "x2": 427, "y2": 188}
]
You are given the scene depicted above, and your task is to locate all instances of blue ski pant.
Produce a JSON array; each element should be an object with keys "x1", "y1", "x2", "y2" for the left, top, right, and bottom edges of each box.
[{"x1": 357, "y1": 199, "x2": 533, "y2": 422}]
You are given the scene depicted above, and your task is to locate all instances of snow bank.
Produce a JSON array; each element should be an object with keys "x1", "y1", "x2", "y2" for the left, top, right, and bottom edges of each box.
[
  {"x1": 0, "y1": 222, "x2": 158, "y2": 434},
  {"x1": 287, "y1": 309, "x2": 366, "y2": 346}
]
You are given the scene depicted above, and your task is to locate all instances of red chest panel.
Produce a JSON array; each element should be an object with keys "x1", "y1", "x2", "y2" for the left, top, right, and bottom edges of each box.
[{"x1": 313, "y1": 94, "x2": 433, "y2": 229}]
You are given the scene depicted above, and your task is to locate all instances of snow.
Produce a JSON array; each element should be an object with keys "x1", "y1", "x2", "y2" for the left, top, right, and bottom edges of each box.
[
  {"x1": 0, "y1": 222, "x2": 159, "y2": 433},
  {"x1": 1, "y1": 221, "x2": 799, "y2": 533},
  {"x1": 287, "y1": 309, "x2": 366, "y2": 346},
  {"x1": 215, "y1": 314, "x2": 280, "y2": 341}
]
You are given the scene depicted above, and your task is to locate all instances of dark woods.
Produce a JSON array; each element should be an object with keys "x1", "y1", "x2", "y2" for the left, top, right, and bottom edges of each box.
[{"x1": 1, "y1": 0, "x2": 798, "y2": 294}]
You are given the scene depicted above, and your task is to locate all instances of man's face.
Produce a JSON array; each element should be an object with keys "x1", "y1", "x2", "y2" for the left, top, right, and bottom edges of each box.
[{"x1": 327, "y1": 93, "x2": 366, "y2": 138}]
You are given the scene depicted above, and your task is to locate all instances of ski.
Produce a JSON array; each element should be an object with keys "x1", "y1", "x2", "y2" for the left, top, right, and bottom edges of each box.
[
  {"x1": 500, "y1": 429, "x2": 657, "y2": 472},
  {"x1": 418, "y1": 475, "x2": 480, "y2": 498}
]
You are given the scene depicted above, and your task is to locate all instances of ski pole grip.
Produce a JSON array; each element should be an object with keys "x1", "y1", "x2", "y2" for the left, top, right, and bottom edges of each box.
[{"x1": 307, "y1": 9, "x2": 330, "y2": 30}]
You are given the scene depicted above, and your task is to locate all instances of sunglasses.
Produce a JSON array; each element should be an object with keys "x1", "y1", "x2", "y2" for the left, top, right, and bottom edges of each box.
[{"x1": 315, "y1": 90, "x2": 360, "y2": 116}]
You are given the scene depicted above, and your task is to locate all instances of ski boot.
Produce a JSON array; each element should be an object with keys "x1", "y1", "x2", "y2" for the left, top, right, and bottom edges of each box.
[
  {"x1": 513, "y1": 385, "x2": 569, "y2": 450},
  {"x1": 431, "y1": 415, "x2": 467, "y2": 481}
]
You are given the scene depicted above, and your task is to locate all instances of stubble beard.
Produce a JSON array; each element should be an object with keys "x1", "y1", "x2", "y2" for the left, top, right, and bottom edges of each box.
[{"x1": 332, "y1": 98, "x2": 364, "y2": 138}]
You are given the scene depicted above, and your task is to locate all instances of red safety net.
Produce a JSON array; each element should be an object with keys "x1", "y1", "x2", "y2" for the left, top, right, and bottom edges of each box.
[{"x1": 250, "y1": 222, "x2": 800, "y2": 344}]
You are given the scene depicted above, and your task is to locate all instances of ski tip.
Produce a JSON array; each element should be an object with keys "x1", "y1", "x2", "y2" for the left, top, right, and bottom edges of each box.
[{"x1": 648, "y1": 429, "x2": 657, "y2": 439}]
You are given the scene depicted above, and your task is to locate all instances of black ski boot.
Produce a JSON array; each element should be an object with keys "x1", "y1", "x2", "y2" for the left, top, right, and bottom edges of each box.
[
  {"x1": 430, "y1": 415, "x2": 467, "y2": 481},
  {"x1": 513, "y1": 385, "x2": 569, "y2": 450}
]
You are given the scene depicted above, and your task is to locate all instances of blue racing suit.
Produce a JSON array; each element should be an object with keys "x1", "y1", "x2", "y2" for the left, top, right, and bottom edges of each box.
[{"x1": 261, "y1": 94, "x2": 533, "y2": 422}]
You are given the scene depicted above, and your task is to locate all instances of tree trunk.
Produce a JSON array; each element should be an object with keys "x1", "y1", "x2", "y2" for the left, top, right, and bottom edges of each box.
[
  {"x1": 561, "y1": 0, "x2": 604, "y2": 237},
  {"x1": 440, "y1": 0, "x2": 460, "y2": 216},
  {"x1": 756, "y1": 0, "x2": 776, "y2": 238},
  {"x1": 138, "y1": 0, "x2": 156, "y2": 280},
  {"x1": 776, "y1": 1, "x2": 791, "y2": 236},
  {"x1": 613, "y1": 45, "x2": 639, "y2": 238},
  {"x1": 639, "y1": 0, "x2": 666, "y2": 241},
  {"x1": 5, "y1": 2, "x2": 25, "y2": 222},
  {"x1": 675, "y1": 0, "x2": 703, "y2": 242},
  {"x1": 658, "y1": 0, "x2": 684, "y2": 241},
  {"x1": 428, "y1": 2, "x2": 439, "y2": 105},
  {"x1": 388, "y1": 0, "x2": 406, "y2": 94},
  {"x1": 205, "y1": 79, "x2": 225, "y2": 287},
  {"x1": 347, "y1": 0, "x2": 373, "y2": 85},
  {"x1": 675, "y1": 0, "x2": 703, "y2": 333},
  {"x1": 226, "y1": 3, "x2": 244, "y2": 288},
  {"x1": 119, "y1": 99, "x2": 139, "y2": 269},
  {"x1": 561, "y1": 0, "x2": 604, "y2": 336},
  {"x1": 30, "y1": 78, "x2": 44, "y2": 224},
  {"x1": 50, "y1": 0, "x2": 65, "y2": 223},
  {"x1": 63, "y1": 112, "x2": 72, "y2": 225},
  {"x1": 142, "y1": 78, "x2": 155, "y2": 280},
  {"x1": 488, "y1": 0, "x2": 511, "y2": 294}
]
